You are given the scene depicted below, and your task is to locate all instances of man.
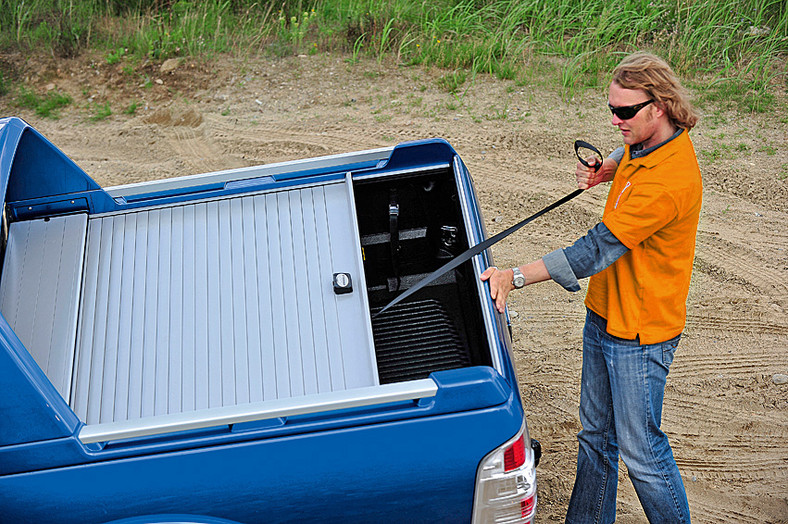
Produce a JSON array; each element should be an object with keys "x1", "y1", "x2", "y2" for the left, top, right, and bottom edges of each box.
[{"x1": 481, "y1": 52, "x2": 700, "y2": 523}]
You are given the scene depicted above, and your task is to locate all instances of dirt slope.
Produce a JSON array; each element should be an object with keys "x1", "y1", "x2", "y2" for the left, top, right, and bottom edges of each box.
[{"x1": 2, "y1": 51, "x2": 787, "y2": 523}]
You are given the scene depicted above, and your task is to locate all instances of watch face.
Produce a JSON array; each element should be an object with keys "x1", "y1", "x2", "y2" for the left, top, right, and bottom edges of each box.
[{"x1": 512, "y1": 269, "x2": 525, "y2": 288}]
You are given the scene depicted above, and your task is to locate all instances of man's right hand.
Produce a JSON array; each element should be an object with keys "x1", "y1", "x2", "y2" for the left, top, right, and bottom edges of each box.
[{"x1": 576, "y1": 157, "x2": 617, "y2": 189}]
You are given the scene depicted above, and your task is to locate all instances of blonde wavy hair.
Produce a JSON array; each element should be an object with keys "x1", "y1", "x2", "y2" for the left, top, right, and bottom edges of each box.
[{"x1": 612, "y1": 52, "x2": 699, "y2": 130}]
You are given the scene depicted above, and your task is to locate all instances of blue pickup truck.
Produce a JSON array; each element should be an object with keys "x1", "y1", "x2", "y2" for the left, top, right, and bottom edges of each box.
[{"x1": 0, "y1": 116, "x2": 539, "y2": 523}]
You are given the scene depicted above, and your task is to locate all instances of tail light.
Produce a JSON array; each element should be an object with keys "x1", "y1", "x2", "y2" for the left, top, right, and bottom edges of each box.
[
  {"x1": 504, "y1": 436, "x2": 525, "y2": 471},
  {"x1": 472, "y1": 422, "x2": 537, "y2": 523}
]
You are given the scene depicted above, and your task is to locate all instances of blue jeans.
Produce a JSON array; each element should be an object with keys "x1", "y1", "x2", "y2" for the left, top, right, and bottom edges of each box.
[{"x1": 565, "y1": 309, "x2": 690, "y2": 524}]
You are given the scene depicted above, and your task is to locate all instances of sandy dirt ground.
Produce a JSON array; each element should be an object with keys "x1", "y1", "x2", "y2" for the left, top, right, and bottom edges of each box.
[{"x1": 2, "y1": 50, "x2": 786, "y2": 523}]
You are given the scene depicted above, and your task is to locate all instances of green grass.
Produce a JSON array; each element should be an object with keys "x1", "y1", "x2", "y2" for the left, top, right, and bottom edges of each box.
[
  {"x1": 437, "y1": 70, "x2": 467, "y2": 93},
  {"x1": 123, "y1": 101, "x2": 140, "y2": 115},
  {"x1": 758, "y1": 144, "x2": 777, "y2": 155},
  {"x1": 89, "y1": 101, "x2": 112, "y2": 121},
  {"x1": 14, "y1": 87, "x2": 72, "y2": 118},
  {"x1": 0, "y1": 0, "x2": 785, "y2": 109},
  {"x1": 106, "y1": 46, "x2": 125, "y2": 64}
]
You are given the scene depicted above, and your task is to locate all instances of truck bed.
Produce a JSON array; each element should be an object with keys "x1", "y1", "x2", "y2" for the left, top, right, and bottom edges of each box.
[{"x1": 0, "y1": 179, "x2": 379, "y2": 427}]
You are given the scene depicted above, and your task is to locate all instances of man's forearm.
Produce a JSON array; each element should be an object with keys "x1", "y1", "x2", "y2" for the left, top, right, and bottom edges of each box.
[{"x1": 514, "y1": 259, "x2": 551, "y2": 287}]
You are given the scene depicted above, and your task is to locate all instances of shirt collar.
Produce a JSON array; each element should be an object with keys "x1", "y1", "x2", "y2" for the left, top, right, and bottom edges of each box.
[{"x1": 630, "y1": 127, "x2": 684, "y2": 159}]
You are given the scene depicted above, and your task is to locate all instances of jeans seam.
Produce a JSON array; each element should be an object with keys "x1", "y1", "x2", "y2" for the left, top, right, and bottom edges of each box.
[
  {"x1": 593, "y1": 397, "x2": 614, "y2": 524},
  {"x1": 586, "y1": 316, "x2": 612, "y2": 524},
  {"x1": 644, "y1": 344, "x2": 687, "y2": 524}
]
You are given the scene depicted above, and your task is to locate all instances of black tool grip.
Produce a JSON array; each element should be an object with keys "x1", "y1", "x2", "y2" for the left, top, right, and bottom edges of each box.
[{"x1": 574, "y1": 140, "x2": 603, "y2": 172}]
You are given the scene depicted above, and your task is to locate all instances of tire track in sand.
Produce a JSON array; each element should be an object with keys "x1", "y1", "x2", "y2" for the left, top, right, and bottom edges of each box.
[{"x1": 694, "y1": 232, "x2": 788, "y2": 297}]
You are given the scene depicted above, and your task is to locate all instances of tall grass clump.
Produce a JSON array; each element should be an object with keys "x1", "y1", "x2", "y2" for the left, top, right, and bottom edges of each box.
[
  {"x1": 0, "y1": 0, "x2": 280, "y2": 58},
  {"x1": 0, "y1": 0, "x2": 101, "y2": 57},
  {"x1": 0, "y1": 0, "x2": 785, "y2": 109}
]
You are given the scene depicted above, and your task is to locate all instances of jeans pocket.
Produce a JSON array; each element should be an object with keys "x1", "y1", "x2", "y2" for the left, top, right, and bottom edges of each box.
[{"x1": 662, "y1": 334, "x2": 681, "y2": 368}]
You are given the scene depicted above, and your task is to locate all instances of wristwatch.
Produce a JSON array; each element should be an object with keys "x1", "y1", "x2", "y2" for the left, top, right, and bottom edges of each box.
[{"x1": 511, "y1": 267, "x2": 526, "y2": 288}]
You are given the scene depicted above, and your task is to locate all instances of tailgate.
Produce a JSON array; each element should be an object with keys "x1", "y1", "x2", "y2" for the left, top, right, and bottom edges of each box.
[{"x1": 0, "y1": 367, "x2": 521, "y2": 523}]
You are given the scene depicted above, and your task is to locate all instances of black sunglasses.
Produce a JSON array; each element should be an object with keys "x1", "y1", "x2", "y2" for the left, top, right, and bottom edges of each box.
[{"x1": 608, "y1": 99, "x2": 654, "y2": 120}]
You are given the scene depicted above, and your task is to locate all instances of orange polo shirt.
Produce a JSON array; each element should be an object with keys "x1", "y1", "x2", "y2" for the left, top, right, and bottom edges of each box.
[{"x1": 585, "y1": 130, "x2": 702, "y2": 344}]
